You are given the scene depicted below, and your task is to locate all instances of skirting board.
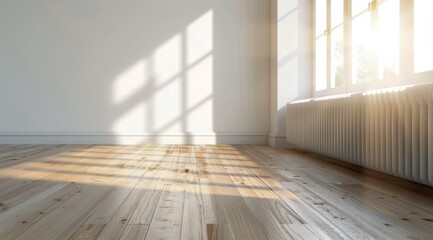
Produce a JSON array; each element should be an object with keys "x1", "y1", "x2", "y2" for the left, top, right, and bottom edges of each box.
[
  {"x1": 268, "y1": 135, "x2": 287, "y2": 148},
  {"x1": 0, "y1": 132, "x2": 268, "y2": 145}
]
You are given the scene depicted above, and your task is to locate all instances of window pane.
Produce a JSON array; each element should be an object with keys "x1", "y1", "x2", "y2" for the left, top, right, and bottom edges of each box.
[
  {"x1": 315, "y1": 0, "x2": 327, "y2": 91},
  {"x1": 330, "y1": 0, "x2": 344, "y2": 88},
  {"x1": 352, "y1": 1, "x2": 374, "y2": 84},
  {"x1": 316, "y1": 0, "x2": 327, "y2": 37},
  {"x1": 331, "y1": 0, "x2": 344, "y2": 28},
  {"x1": 352, "y1": 0, "x2": 369, "y2": 16},
  {"x1": 316, "y1": 36, "x2": 327, "y2": 91},
  {"x1": 331, "y1": 26, "x2": 344, "y2": 88},
  {"x1": 414, "y1": 0, "x2": 433, "y2": 73},
  {"x1": 377, "y1": 0, "x2": 399, "y2": 79}
]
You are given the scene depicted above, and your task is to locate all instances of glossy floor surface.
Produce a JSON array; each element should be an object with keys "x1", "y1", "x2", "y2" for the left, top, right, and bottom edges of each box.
[{"x1": 0, "y1": 145, "x2": 432, "y2": 240}]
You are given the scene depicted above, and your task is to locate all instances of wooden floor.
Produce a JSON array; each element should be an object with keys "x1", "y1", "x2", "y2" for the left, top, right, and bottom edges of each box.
[{"x1": 0, "y1": 145, "x2": 432, "y2": 240}]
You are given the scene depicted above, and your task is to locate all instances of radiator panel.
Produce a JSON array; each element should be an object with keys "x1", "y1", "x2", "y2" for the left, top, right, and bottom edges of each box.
[{"x1": 286, "y1": 84, "x2": 433, "y2": 186}]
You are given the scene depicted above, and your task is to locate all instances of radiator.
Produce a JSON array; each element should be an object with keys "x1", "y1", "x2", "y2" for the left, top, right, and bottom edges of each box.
[{"x1": 286, "y1": 84, "x2": 433, "y2": 186}]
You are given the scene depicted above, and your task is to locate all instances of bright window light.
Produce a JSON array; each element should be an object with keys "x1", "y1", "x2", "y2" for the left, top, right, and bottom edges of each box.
[
  {"x1": 315, "y1": 0, "x2": 327, "y2": 91},
  {"x1": 414, "y1": 0, "x2": 433, "y2": 73},
  {"x1": 377, "y1": 0, "x2": 399, "y2": 80}
]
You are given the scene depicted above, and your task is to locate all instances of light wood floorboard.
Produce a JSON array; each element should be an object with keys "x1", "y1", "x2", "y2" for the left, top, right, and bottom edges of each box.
[{"x1": 0, "y1": 145, "x2": 432, "y2": 240}]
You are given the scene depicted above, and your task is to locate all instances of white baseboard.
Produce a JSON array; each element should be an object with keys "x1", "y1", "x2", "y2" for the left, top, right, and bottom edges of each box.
[
  {"x1": 0, "y1": 131, "x2": 268, "y2": 145},
  {"x1": 268, "y1": 135, "x2": 287, "y2": 148}
]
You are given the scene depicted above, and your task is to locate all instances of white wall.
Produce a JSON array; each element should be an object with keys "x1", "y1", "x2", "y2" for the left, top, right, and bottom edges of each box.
[
  {"x1": 0, "y1": 0, "x2": 270, "y2": 144},
  {"x1": 269, "y1": 0, "x2": 313, "y2": 147}
]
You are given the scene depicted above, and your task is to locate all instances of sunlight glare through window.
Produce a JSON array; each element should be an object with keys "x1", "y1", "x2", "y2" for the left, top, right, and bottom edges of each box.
[
  {"x1": 315, "y1": 0, "x2": 327, "y2": 91},
  {"x1": 352, "y1": 0, "x2": 374, "y2": 84},
  {"x1": 414, "y1": 0, "x2": 433, "y2": 73},
  {"x1": 377, "y1": 0, "x2": 399, "y2": 80}
]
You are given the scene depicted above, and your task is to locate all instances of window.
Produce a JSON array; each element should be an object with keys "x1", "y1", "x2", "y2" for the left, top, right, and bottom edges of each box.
[
  {"x1": 314, "y1": 0, "x2": 344, "y2": 92},
  {"x1": 331, "y1": 0, "x2": 344, "y2": 88},
  {"x1": 377, "y1": 0, "x2": 400, "y2": 80},
  {"x1": 414, "y1": 0, "x2": 433, "y2": 74},
  {"x1": 315, "y1": 0, "x2": 327, "y2": 91},
  {"x1": 314, "y1": 0, "x2": 433, "y2": 96}
]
